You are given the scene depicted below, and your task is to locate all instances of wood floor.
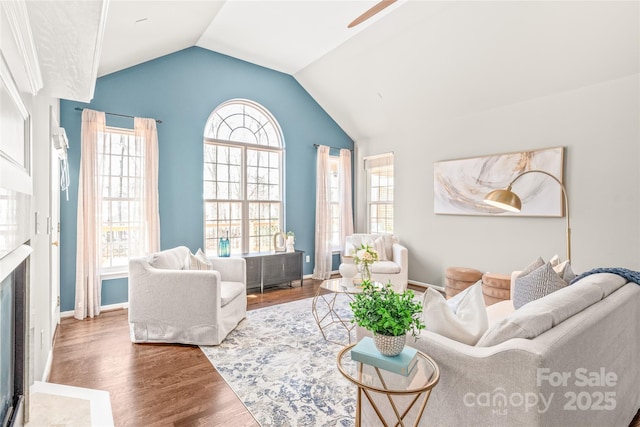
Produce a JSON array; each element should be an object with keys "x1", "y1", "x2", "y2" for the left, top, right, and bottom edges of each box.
[
  {"x1": 49, "y1": 279, "x2": 640, "y2": 427},
  {"x1": 48, "y1": 279, "x2": 324, "y2": 426}
]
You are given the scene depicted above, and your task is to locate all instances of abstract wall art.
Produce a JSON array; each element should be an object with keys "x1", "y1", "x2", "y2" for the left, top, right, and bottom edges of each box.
[{"x1": 434, "y1": 147, "x2": 565, "y2": 216}]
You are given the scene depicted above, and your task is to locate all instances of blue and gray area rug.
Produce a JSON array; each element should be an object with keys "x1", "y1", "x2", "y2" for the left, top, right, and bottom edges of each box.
[{"x1": 200, "y1": 296, "x2": 356, "y2": 427}]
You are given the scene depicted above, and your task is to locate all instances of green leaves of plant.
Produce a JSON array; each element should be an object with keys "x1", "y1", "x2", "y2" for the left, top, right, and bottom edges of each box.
[{"x1": 350, "y1": 281, "x2": 425, "y2": 337}]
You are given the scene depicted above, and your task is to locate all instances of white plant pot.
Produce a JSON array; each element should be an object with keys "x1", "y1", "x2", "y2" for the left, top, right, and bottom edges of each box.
[{"x1": 373, "y1": 333, "x2": 406, "y2": 357}]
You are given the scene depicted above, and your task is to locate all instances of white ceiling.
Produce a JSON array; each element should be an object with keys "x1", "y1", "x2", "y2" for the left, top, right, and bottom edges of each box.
[{"x1": 22, "y1": 1, "x2": 639, "y2": 142}]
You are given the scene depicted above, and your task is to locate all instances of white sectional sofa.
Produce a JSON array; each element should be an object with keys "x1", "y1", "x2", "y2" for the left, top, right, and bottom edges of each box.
[{"x1": 357, "y1": 272, "x2": 640, "y2": 426}]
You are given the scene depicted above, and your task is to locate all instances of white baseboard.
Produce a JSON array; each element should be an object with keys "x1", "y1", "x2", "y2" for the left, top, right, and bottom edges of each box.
[
  {"x1": 409, "y1": 280, "x2": 445, "y2": 293},
  {"x1": 60, "y1": 302, "x2": 129, "y2": 319},
  {"x1": 41, "y1": 349, "x2": 53, "y2": 382}
]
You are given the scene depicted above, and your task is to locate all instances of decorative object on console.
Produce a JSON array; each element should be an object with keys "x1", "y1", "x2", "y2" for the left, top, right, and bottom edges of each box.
[
  {"x1": 445, "y1": 266, "x2": 483, "y2": 299},
  {"x1": 350, "y1": 281, "x2": 424, "y2": 356},
  {"x1": 286, "y1": 231, "x2": 295, "y2": 252},
  {"x1": 484, "y1": 168, "x2": 571, "y2": 261},
  {"x1": 435, "y1": 146, "x2": 564, "y2": 216},
  {"x1": 218, "y1": 231, "x2": 230, "y2": 257},
  {"x1": 273, "y1": 231, "x2": 286, "y2": 252}
]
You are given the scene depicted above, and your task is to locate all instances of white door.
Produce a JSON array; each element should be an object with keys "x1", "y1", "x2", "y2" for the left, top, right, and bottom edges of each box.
[{"x1": 49, "y1": 106, "x2": 61, "y2": 330}]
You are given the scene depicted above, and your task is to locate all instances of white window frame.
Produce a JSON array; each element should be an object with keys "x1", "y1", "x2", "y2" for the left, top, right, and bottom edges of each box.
[
  {"x1": 99, "y1": 126, "x2": 145, "y2": 277},
  {"x1": 203, "y1": 100, "x2": 284, "y2": 255},
  {"x1": 365, "y1": 153, "x2": 394, "y2": 234},
  {"x1": 328, "y1": 156, "x2": 342, "y2": 252}
]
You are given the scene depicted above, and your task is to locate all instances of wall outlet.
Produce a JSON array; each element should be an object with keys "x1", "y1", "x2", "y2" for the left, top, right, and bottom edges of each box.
[{"x1": 305, "y1": 255, "x2": 310, "y2": 263}]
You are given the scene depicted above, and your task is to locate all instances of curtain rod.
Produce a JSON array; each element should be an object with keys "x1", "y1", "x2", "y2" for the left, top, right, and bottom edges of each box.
[
  {"x1": 313, "y1": 144, "x2": 353, "y2": 151},
  {"x1": 74, "y1": 107, "x2": 162, "y2": 124}
]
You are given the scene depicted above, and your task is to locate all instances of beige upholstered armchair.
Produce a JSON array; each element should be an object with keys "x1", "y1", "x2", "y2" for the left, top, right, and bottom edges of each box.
[
  {"x1": 343, "y1": 233, "x2": 408, "y2": 292},
  {"x1": 128, "y1": 246, "x2": 247, "y2": 346}
]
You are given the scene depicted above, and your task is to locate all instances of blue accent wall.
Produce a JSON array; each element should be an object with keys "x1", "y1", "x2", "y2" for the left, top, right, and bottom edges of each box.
[{"x1": 59, "y1": 47, "x2": 352, "y2": 311}]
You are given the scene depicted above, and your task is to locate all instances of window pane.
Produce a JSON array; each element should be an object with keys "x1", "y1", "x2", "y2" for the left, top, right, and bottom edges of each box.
[
  {"x1": 203, "y1": 100, "x2": 283, "y2": 254},
  {"x1": 100, "y1": 128, "x2": 146, "y2": 269},
  {"x1": 366, "y1": 154, "x2": 394, "y2": 234}
]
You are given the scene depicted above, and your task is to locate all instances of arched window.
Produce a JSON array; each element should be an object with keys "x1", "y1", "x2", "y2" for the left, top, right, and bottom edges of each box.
[{"x1": 203, "y1": 99, "x2": 284, "y2": 255}]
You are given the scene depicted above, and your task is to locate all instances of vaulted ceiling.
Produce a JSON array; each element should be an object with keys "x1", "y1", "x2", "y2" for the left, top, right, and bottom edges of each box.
[{"x1": 22, "y1": 1, "x2": 640, "y2": 142}]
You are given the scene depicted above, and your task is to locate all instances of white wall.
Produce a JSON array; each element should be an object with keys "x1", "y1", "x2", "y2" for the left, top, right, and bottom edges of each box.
[
  {"x1": 1, "y1": 0, "x2": 61, "y2": 386},
  {"x1": 357, "y1": 75, "x2": 639, "y2": 285},
  {"x1": 297, "y1": 1, "x2": 640, "y2": 285}
]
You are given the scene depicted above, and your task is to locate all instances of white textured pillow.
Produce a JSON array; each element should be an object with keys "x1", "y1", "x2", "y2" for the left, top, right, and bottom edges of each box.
[
  {"x1": 373, "y1": 237, "x2": 387, "y2": 261},
  {"x1": 553, "y1": 260, "x2": 576, "y2": 283},
  {"x1": 422, "y1": 281, "x2": 488, "y2": 345},
  {"x1": 186, "y1": 249, "x2": 213, "y2": 270}
]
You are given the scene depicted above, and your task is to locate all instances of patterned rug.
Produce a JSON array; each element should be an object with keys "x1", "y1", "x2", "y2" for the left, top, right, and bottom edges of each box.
[{"x1": 200, "y1": 296, "x2": 356, "y2": 427}]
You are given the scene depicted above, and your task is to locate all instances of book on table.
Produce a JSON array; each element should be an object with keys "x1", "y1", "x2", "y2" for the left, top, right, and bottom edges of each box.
[{"x1": 351, "y1": 337, "x2": 418, "y2": 376}]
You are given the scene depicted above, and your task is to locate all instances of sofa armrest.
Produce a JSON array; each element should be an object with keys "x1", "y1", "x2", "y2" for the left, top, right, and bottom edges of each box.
[
  {"x1": 209, "y1": 257, "x2": 246, "y2": 284},
  {"x1": 391, "y1": 242, "x2": 408, "y2": 272},
  {"x1": 128, "y1": 259, "x2": 223, "y2": 325}
]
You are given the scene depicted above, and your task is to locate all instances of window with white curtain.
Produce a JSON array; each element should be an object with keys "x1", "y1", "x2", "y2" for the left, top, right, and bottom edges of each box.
[
  {"x1": 99, "y1": 127, "x2": 145, "y2": 271},
  {"x1": 329, "y1": 156, "x2": 340, "y2": 250},
  {"x1": 203, "y1": 99, "x2": 284, "y2": 255},
  {"x1": 365, "y1": 153, "x2": 394, "y2": 233}
]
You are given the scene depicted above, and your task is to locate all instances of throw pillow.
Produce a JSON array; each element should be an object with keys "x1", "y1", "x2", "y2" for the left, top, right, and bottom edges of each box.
[
  {"x1": 553, "y1": 260, "x2": 576, "y2": 283},
  {"x1": 422, "y1": 281, "x2": 488, "y2": 346},
  {"x1": 513, "y1": 262, "x2": 567, "y2": 309},
  {"x1": 186, "y1": 249, "x2": 213, "y2": 270},
  {"x1": 518, "y1": 256, "x2": 545, "y2": 278},
  {"x1": 373, "y1": 237, "x2": 387, "y2": 261}
]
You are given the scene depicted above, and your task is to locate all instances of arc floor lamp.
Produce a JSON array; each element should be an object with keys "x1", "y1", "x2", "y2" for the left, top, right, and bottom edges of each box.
[{"x1": 483, "y1": 169, "x2": 571, "y2": 262}]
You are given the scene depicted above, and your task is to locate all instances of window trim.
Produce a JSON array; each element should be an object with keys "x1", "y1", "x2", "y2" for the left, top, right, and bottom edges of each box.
[
  {"x1": 203, "y1": 99, "x2": 285, "y2": 255},
  {"x1": 365, "y1": 152, "x2": 394, "y2": 234},
  {"x1": 99, "y1": 125, "x2": 146, "y2": 273}
]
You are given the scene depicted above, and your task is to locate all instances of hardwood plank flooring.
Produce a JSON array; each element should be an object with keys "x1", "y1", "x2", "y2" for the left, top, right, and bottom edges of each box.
[{"x1": 49, "y1": 279, "x2": 640, "y2": 427}]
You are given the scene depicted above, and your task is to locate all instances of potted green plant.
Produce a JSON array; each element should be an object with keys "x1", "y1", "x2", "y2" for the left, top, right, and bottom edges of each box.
[{"x1": 350, "y1": 281, "x2": 425, "y2": 356}]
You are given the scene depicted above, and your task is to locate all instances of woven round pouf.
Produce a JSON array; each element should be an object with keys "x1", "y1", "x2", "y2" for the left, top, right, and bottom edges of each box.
[
  {"x1": 445, "y1": 267, "x2": 483, "y2": 299},
  {"x1": 482, "y1": 272, "x2": 511, "y2": 306}
]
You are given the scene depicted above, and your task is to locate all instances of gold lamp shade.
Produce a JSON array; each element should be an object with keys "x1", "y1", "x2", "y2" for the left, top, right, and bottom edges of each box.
[
  {"x1": 483, "y1": 188, "x2": 522, "y2": 212},
  {"x1": 482, "y1": 169, "x2": 571, "y2": 262}
]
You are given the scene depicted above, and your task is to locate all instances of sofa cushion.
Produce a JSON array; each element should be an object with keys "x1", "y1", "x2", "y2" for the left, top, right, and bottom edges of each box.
[
  {"x1": 149, "y1": 246, "x2": 190, "y2": 270},
  {"x1": 422, "y1": 281, "x2": 488, "y2": 345},
  {"x1": 485, "y1": 299, "x2": 515, "y2": 328},
  {"x1": 571, "y1": 272, "x2": 627, "y2": 297},
  {"x1": 371, "y1": 260, "x2": 401, "y2": 274},
  {"x1": 220, "y1": 281, "x2": 245, "y2": 306},
  {"x1": 476, "y1": 277, "x2": 606, "y2": 347},
  {"x1": 513, "y1": 262, "x2": 567, "y2": 309}
]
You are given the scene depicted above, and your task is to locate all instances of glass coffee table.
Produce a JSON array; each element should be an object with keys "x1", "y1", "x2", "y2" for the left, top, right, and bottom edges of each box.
[
  {"x1": 337, "y1": 343, "x2": 440, "y2": 426},
  {"x1": 312, "y1": 278, "x2": 366, "y2": 345}
]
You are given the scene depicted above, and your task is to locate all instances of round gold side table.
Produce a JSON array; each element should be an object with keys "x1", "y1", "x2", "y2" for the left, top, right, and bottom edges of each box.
[{"x1": 337, "y1": 343, "x2": 440, "y2": 427}]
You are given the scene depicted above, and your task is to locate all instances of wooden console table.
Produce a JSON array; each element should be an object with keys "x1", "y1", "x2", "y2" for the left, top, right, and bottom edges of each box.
[{"x1": 237, "y1": 250, "x2": 304, "y2": 293}]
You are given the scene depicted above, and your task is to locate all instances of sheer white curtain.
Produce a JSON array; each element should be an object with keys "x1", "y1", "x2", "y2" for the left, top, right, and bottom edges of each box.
[
  {"x1": 75, "y1": 109, "x2": 105, "y2": 320},
  {"x1": 339, "y1": 148, "x2": 354, "y2": 248},
  {"x1": 313, "y1": 145, "x2": 332, "y2": 279},
  {"x1": 134, "y1": 117, "x2": 160, "y2": 254}
]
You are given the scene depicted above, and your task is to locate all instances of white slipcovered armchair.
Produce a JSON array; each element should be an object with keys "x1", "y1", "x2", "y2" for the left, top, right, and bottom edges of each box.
[
  {"x1": 128, "y1": 246, "x2": 247, "y2": 346},
  {"x1": 344, "y1": 233, "x2": 408, "y2": 292}
]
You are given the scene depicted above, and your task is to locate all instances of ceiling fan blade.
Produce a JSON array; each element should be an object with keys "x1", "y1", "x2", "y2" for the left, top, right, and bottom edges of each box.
[{"x1": 348, "y1": 0, "x2": 398, "y2": 28}]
